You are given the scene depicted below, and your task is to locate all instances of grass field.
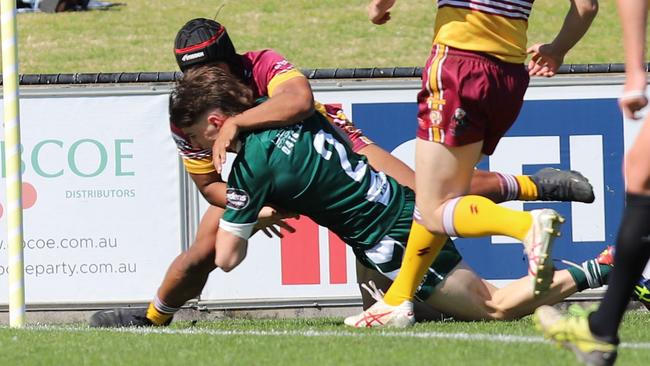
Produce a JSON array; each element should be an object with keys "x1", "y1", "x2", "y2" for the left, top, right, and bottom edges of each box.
[
  {"x1": 0, "y1": 312, "x2": 649, "y2": 365},
  {"x1": 7, "y1": 0, "x2": 650, "y2": 74}
]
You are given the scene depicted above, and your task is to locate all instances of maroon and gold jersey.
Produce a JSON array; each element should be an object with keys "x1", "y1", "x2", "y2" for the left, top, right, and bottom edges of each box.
[
  {"x1": 434, "y1": 0, "x2": 533, "y2": 63},
  {"x1": 171, "y1": 49, "x2": 372, "y2": 175}
]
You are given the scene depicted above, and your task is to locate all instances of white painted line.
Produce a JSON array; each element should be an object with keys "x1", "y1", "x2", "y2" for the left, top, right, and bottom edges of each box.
[{"x1": 5, "y1": 325, "x2": 650, "y2": 350}]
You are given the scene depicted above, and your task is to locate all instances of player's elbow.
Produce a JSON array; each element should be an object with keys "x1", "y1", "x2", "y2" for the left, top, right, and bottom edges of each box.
[
  {"x1": 215, "y1": 250, "x2": 246, "y2": 272},
  {"x1": 294, "y1": 93, "x2": 315, "y2": 120},
  {"x1": 215, "y1": 257, "x2": 239, "y2": 272}
]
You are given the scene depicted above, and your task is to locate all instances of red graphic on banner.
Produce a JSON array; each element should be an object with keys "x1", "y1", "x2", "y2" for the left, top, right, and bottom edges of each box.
[
  {"x1": 328, "y1": 232, "x2": 347, "y2": 284},
  {"x1": 281, "y1": 218, "x2": 320, "y2": 285},
  {"x1": 280, "y1": 217, "x2": 349, "y2": 285},
  {"x1": 0, "y1": 182, "x2": 38, "y2": 219}
]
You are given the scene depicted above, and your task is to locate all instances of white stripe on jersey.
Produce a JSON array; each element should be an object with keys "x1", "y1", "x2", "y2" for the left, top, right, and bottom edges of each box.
[
  {"x1": 172, "y1": 132, "x2": 212, "y2": 160},
  {"x1": 438, "y1": 0, "x2": 532, "y2": 19}
]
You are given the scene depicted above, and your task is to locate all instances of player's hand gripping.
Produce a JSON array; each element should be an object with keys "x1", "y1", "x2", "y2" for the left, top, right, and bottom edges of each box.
[
  {"x1": 212, "y1": 118, "x2": 240, "y2": 174},
  {"x1": 527, "y1": 43, "x2": 565, "y2": 77},
  {"x1": 254, "y1": 206, "x2": 299, "y2": 238},
  {"x1": 368, "y1": 0, "x2": 395, "y2": 25},
  {"x1": 619, "y1": 70, "x2": 648, "y2": 120}
]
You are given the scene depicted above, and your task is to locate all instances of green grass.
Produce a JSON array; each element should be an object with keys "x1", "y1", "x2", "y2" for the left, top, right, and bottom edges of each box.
[
  {"x1": 1, "y1": 311, "x2": 649, "y2": 365},
  {"x1": 5, "y1": 0, "x2": 649, "y2": 74}
]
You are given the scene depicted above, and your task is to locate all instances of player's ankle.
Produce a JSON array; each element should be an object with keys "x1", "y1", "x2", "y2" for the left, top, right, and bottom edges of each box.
[{"x1": 146, "y1": 296, "x2": 179, "y2": 326}]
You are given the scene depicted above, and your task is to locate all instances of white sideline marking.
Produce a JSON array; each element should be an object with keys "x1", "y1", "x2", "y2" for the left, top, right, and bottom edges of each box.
[{"x1": 7, "y1": 325, "x2": 650, "y2": 350}]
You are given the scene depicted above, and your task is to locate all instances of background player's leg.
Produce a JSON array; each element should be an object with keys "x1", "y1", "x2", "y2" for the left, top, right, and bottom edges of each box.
[
  {"x1": 146, "y1": 205, "x2": 223, "y2": 325},
  {"x1": 90, "y1": 205, "x2": 223, "y2": 327},
  {"x1": 381, "y1": 140, "x2": 481, "y2": 308},
  {"x1": 588, "y1": 118, "x2": 650, "y2": 342},
  {"x1": 356, "y1": 143, "x2": 594, "y2": 204},
  {"x1": 155, "y1": 205, "x2": 222, "y2": 307},
  {"x1": 357, "y1": 144, "x2": 415, "y2": 190},
  {"x1": 355, "y1": 260, "x2": 445, "y2": 321},
  {"x1": 425, "y1": 262, "x2": 577, "y2": 321},
  {"x1": 483, "y1": 270, "x2": 578, "y2": 320},
  {"x1": 424, "y1": 261, "x2": 498, "y2": 320}
]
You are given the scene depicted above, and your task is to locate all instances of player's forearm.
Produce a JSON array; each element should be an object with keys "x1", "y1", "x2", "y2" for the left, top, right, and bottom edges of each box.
[
  {"x1": 551, "y1": 0, "x2": 598, "y2": 55},
  {"x1": 191, "y1": 172, "x2": 228, "y2": 208},
  {"x1": 617, "y1": 0, "x2": 647, "y2": 77},
  {"x1": 230, "y1": 87, "x2": 314, "y2": 132},
  {"x1": 200, "y1": 182, "x2": 228, "y2": 208}
]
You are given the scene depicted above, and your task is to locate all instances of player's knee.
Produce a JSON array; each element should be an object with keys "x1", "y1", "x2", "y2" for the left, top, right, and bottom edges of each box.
[
  {"x1": 483, "y1": 297, "x2": 520, "y2": 321},
  {"x1": 416, "y1": 214, "x2": 445, "y2": 234}
]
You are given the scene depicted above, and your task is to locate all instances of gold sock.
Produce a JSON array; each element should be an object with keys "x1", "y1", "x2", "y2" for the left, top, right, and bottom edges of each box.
[
  {"x1": 146, "y1": 302, "x2": 174, "y2": 326},
  {"x1": 451, "y1": 195, "x2": 532, "y2": 241},
  {"x1": 383, "y1": 221, "x2": 447, "y2": 306},
  {"x1": 515, "y1": 175, "x2": 538, "y2": 201}
]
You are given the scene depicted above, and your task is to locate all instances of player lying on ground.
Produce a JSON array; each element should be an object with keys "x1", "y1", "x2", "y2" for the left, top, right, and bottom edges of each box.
[{"x1": 89, "y1": 66, "x2": 612, "y2": 328}]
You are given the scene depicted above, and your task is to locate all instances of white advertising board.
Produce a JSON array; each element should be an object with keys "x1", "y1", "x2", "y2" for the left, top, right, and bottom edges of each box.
[
  {"x1": 0, "y1": 91, "x2": 182, "y2": 304},
  {"x1": 200, "y1": 77, "x2": 640, "y2": 304},
  {"x1": 0, "y1": 75, "x2": 644, "y2": 308}
]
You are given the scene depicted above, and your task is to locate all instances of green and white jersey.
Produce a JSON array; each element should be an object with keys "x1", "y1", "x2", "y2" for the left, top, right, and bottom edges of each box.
[{"x1": 220, "y1": 112, "x2": 409, "y2": 249}]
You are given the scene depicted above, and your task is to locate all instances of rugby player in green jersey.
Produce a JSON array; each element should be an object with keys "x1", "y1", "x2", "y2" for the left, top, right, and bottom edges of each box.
[{"x1": 166, "y1": 66, "x2": 613, "y2": 325}]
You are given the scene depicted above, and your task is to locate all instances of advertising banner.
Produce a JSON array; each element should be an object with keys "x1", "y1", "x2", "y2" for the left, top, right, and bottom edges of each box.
[
  {"x1": 200, "y1": 78, "x2": 634, "y2": 303},
  {"x1": 0, "y1": 92, "x2": 182, "y2": 304},
  {"x1": 1, "y1": 76, "x2": 643, "y2": 307}
]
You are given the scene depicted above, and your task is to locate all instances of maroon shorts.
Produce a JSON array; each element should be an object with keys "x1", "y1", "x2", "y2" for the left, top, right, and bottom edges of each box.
[{"x1": 416, "y1": 44, "x2": 529, "y2": 155}]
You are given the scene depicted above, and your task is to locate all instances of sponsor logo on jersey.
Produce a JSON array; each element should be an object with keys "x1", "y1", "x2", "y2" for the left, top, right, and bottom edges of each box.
[
  {"x1": 226, "y1": 188, "x2": 250, "y2": 210},
  {"x1": 181, "y1": 51, "x2": 205, "y2": 62},
  {"x1": 273, "y1": 60, "x2": 292, "y2": 71},
  {"x1": 274, "y1": 124, "x2": 303, "y2": 155}
]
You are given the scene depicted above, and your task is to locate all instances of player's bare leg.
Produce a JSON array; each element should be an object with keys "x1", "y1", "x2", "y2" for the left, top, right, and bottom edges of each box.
[
  {"x1": 357, "y1": 143, "x2": 594, "y2": 205},
  {"x1": 424, "y1": 258, "x2": 610, "y2": 321},
  {"x1": 481, "y1": 270, "x2": 578, "y2": 320},
  {"x1": 345, "y1": 141, "x2": 482, "y2": 327},
  {"x1": 89, "y1": 206, "x2": 222, "y2": 327},
  {"x1": 357, "y1": 144, "x2": 415, "y2": 190},
  {"x1": 346, "y1": 139, "x2": 565, "y2": 327},
  {"x1": 155, "y1": 205, "x2": 223, "y2": 308},
  {"x1": 358, "y1": 143, "x2": 500, "y2": 204}
]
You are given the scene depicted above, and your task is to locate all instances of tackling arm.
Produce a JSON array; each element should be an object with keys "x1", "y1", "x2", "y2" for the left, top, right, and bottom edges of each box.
[
  {"x1": 190, "y1": 171, "x2": 228, "y2": 208},
  {"x1": 229, "y1": 76, "x2": 314, "y2": 130},
  {"x1": 213, "y1": 76, "x2": 314, "y2": 172}
]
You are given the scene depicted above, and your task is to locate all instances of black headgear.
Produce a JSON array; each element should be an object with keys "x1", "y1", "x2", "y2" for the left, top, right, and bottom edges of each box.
[{"x1": 174, "y1": 18, "x2": 237, "y2": 72}]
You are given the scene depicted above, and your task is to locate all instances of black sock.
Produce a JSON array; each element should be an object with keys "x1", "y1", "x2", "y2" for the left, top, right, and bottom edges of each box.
[{"x1": 589, "y1": 193, "x2": 650, "y2": 344}]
